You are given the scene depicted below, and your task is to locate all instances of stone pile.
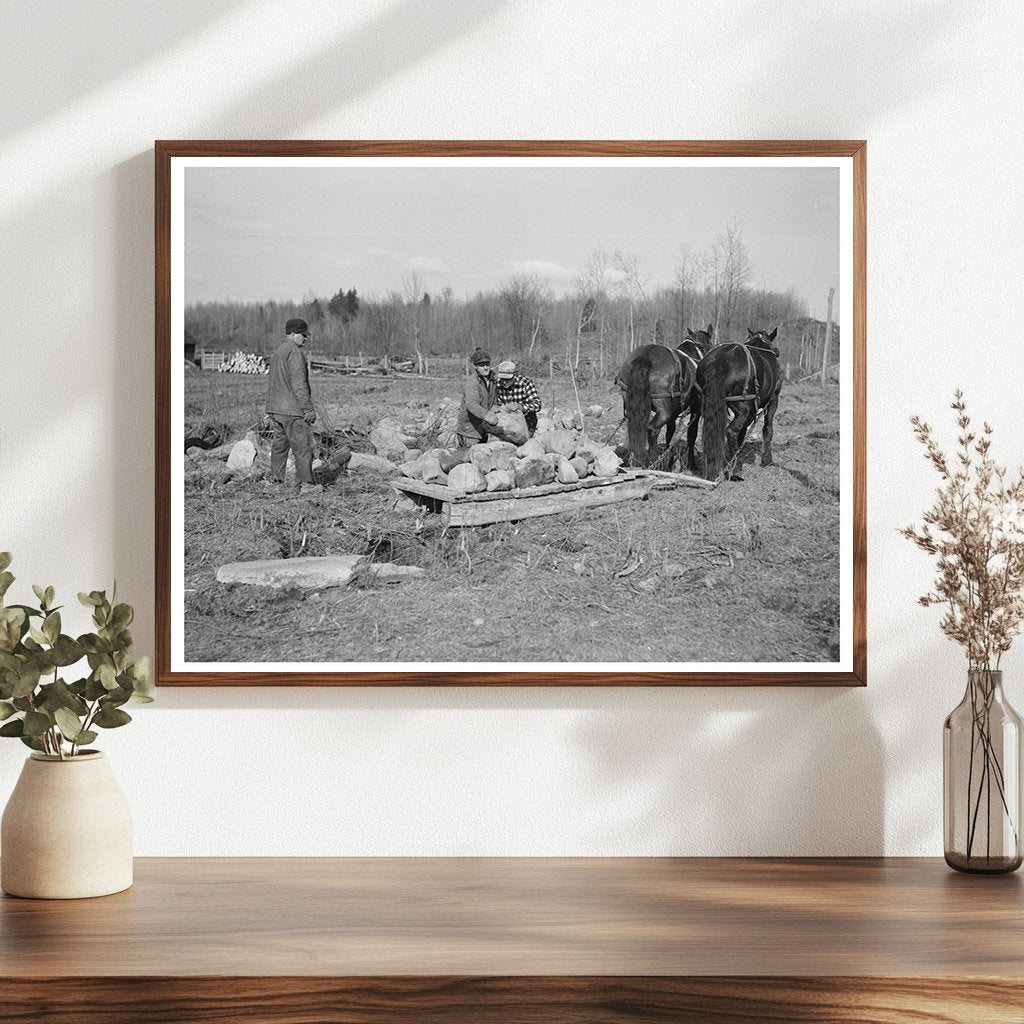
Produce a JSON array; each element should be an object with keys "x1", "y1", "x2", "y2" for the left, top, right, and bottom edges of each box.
[{"x1": 396, "y1": 431, "x2": 623, "y2": 492}]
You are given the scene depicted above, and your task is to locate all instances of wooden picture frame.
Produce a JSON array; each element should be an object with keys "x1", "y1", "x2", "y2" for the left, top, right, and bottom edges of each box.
[{"x1": 156, "y1": 140, "x2": 866, "y2": 686}]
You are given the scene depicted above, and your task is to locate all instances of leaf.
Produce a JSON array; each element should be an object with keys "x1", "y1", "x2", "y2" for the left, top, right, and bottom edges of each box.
[
  {"x1": 0, "y1": 552, "x2": 11, "y2": 573},
  {"x1": 49, "y1": 635, "x2": 85, "y2": 667},
  {"x1": 19, "y1": 734, "x2": 45, "y2": 752},
  {"x1": 78, "y1": 592, "x2": 100, "y2": 608},
  {"x1": 74, "y1": 730, "x2": 98, "y2": 746},
  {"x1": 42, "y1": 611, "x2": 60, "y2": 644},
  {"x1": 0, "y1": 701, "x2": 15, "y2": 721},
  {"x1": 0, "y1": 571, "x2": 14, "y2": 601},
  {"x1": 128, "y1": 657, "x2": 155, "y2": 702},
  {"x1": 0, "y1": 718, "x2": 24, "y2": 737},
  {"x1": 11, "y1": 665, "x2": 41, "y2": 699},
  {"x1": 28, "y1": 627, "x2": 49, "y2": 646},
  {"x1": 32, "y1": 584, "x2": 48, "y2": 608},
  {"x1": 22, "y1": 710, "x2": 51, "y2": 738},
  {"x1": 81, "y1": 635, "x2": 112, "y2": 656},
  {"x1": 44, "y1": 586, "x2": 55, "y2": 608},
  {"x1": 110, "y1": 603, "x2": 134, "y2": 629},
  {"x1": 98, "y1": 663, "x2": 118, "y2": 691},
  {"x1": 36, "y1": 678, "x2": 88, "y2": 716},
  {"x1": 53, "y1": 707, "x2": 85, "y2": 742},
  {"x1": 83, "y1": 675, "x2": 108, "y2": 701},
  {"x1": 93, "y1": 705, "x2": 132, "y2": 729}
]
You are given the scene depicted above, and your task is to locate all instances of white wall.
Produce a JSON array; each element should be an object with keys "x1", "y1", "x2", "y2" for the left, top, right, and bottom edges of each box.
[{"x1": 1, "y1": 0, "x2": 1021, "y2": 855}]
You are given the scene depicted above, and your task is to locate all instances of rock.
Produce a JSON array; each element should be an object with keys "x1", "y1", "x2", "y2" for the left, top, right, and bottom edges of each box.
[
  {"x1": 560, "y1": 412, "x2": 576, "y2": 429},
  {"x1": 226, "y1": 439, "x2": 257, "y2": 470},
  {"x1": 394, "y1": 495, "x2": 419, "y2": 512},
  {"x1": 569, "y1": 455, "x2": 591, "y2": 479},
  {"x1": 318, "y1": 447, "x2": 352, "y2": 483},
  {"x1": 543, "y1": 430, "x2": 577, "y2": 458},
  {"x1": 485, "y1": 469, "x2": 514, "y2": 491},
  {"x1": 592, "y1": 448, "x2": 623, "y2": 478},
  {"x1": 516, "y1": 438, "x2": 546, "y2": 460},
  {"x1": 487, "y1": 407, "x2": 530, "y2": 445},
  {"x1": 403, "y1": 448, "x2": 422, "y2": 463},
  {"x1": 370, "y1": 416, "x2": 411, "y2": 461},
  {"x1": 515, "y1": 455, "x2": 555, "y2": 489},
  {"x1": 447, "y1": 463, "x2": 487, "y2": 495},
  {"x1": 534, "y1": 416, "x2": 554, "y2": 434},
  {"x1": 555, "y1": 455, "x2": 579, "y2": 484},
  {"x1": 439, "y1": 448, "x2": 472, "y2": 473},
  {"x1": 420, "y1": 457, "x2": 446, "y2": 483},
  {"x1": 586, "y1": 404, "x2": 604, "y2": 417},
  {"x1": 469, "y1": 440, "x2": 518, "y2": 474},
  {"x1": 348, "y1": 452, "x2": 398, "y2": 475},
  {"x1": 217, "y1": 555, "x2": 423, "y2": 590},
  {"x1": 371, "y1": 564, "x2": 426, "y2": 583},
  {"x1": 573, "y1": 438, "x2": 600, "y2": 464}
]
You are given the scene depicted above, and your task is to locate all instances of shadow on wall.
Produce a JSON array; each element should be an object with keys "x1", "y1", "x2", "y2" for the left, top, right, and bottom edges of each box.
[
  {"x1": 104, "y1": 0, "x2": 509, "y2": 656},
  {"x1": 572, "y1": 687, "x2": 884, "y2": 855}
]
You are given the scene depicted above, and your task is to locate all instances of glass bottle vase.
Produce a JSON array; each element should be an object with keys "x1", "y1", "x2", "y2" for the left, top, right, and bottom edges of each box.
[{"x1": 944, "y1": 669, "x2": 1023, "y2": 873}]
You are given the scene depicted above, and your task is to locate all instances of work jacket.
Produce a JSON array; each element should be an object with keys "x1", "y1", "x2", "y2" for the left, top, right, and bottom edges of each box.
[
  {"x1": 456, "y1": 371, "x2": 497, "y2": 442},
  {"x1": 266, "y1": 339, "x2": 314, "y2": 418}
]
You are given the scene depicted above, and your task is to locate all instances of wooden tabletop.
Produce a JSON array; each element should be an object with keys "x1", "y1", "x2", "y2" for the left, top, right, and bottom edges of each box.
[{"x1": 2, "y1": 856, "x2": 1022, "y2": 978}]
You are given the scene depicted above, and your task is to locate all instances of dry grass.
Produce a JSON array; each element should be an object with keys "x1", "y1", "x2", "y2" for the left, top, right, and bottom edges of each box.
[{"x1": 182, "y1": 370, "x2": 840, "y2": 665}]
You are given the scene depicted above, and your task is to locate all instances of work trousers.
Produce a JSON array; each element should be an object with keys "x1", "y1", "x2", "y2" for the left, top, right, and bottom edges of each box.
[{"x1": 269, "y1": 414, "x2": 314, "y2": 484}]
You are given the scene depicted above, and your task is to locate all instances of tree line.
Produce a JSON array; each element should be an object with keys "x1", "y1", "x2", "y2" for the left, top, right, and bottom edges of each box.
[{"x1": 185, "y1": 225, "x2": 821, "y2": 377}]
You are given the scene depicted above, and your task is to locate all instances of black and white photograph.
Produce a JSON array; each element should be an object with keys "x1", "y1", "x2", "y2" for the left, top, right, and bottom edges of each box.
[{"x1": 160, "y1": 145, "x2": 863, "y2": 684}]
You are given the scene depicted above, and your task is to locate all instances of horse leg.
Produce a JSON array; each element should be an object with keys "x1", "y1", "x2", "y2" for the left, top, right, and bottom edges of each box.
[
  {"x1": 647, "y1": 401, "x2": 674, "y2": 458},
  {"x1": 726, "y1": 403, "x2": 755, "y2": 468},
  {"x1": 686, "y1": 396, "x2": 701, "y2": 471},
  {"x1": 761, "y1": 392, "x2": 779, "y2": 466}
]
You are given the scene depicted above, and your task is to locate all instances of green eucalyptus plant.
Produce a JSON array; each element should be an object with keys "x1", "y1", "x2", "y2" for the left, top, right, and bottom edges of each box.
[{"x1": 0, "y1": 552, "x2": 153, "y2": 759}]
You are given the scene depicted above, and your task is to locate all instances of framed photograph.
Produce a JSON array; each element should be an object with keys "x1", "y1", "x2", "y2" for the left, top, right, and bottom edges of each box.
[{"x1": 156, "y1": 141, "x2": 865, "y2": 686}]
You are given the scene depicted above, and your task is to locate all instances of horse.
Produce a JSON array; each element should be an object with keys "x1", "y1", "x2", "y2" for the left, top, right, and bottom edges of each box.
[
  {"x1": 698, "y1": 326, "x2": 782, "y2": 481},
  {"x1": 679, "y1": 324, "x2": 713, "y2": 471},
  {"x1": 614, "y1": 343, "x2": 695, "y2": 467}
]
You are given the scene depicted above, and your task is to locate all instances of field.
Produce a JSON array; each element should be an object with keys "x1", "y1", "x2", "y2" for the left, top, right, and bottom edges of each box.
[{"x1": 182, "y1": 367, "x2": 841, "y2": 665}]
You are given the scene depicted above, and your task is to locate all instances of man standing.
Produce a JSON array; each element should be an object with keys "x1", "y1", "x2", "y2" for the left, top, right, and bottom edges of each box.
[
  {"x1": 456, "y1": 347, "x2": 497, "y2": 447},
  {"x1": 494, "y1": 360, "x2": 542, "y2": 435},
  {"x1": 267, "y1": 317, "x2": 321, "y2": 495}
]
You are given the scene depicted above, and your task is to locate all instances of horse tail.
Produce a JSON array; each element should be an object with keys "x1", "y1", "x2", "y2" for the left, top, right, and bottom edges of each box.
[
  {"x1": 702, "y1": 362, "x2": 728, "y2": 481},
  {"x1": 625, "y1": 356, "x2": 652, "y2": 467}
]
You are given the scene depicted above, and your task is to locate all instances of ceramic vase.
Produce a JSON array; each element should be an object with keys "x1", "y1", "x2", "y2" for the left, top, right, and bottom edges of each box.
[{"x1": 1, "y1": 751, "x2": 133, "y2": 898}]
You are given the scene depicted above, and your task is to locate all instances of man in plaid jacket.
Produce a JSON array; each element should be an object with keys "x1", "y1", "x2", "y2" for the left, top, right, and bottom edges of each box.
[{"x1": 494, "y1": 360, "x2": 542, "y2": 435}]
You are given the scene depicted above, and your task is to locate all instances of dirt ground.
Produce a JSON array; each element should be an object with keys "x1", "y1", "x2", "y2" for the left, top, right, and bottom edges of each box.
[{"x1": 182, "y1": 367, "x2": 841, "y2": 665}]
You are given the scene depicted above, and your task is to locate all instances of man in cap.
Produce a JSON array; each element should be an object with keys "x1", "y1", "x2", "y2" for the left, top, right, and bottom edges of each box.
[
  {"x1": 455, "y1": 347, "x2": 498, "y2": 448},
  {"x1": 266, "y1": 318, "x2": 321, "y2": 495},
  {"x1": 494, "y1": 359, "x2": 542, "y2": 435}
]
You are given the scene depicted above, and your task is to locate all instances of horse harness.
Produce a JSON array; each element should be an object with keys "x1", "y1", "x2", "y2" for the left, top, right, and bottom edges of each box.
[
  {"x1": 731, "y1": 344, "x2": 780, "y2": 410},
  {"x1": 649, "y1": 347, "x2": 692, "y2": 401}
]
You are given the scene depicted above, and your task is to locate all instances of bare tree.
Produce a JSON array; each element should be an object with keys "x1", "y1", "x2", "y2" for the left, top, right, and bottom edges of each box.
[
  {"x1": 673, "y1": 244, "x2": 694, "y2": 343},
  {"x1": 498, "y1": 274, "x2": 552, "y2": 357},
  {"x1": 714, "y1": 220, "x2": 752, "y2": 342},
  {"x1": 572, "y1": 247, "x2": 610, "y2": 368},
  {"x1": 402, "y1": 272, "x2": 424, "y2": 374},
  {"x1": 613, "y1": 248, "x2": 653, "y2": 351},
  {"x1": 368, "y1": 291, "x2": 404, "y2": 362}
]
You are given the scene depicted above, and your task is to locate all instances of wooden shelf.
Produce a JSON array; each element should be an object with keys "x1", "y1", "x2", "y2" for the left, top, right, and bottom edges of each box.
[{"x1": 2, "y1": 857, "x2": 1022, "y2": 1022}]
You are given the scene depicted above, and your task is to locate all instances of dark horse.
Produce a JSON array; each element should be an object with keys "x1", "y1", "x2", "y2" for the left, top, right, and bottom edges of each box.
[
  {"x1": 679, "y1": 324, "x2": 713, "y2": 471},
  {"x1": 615, "y1": 343, "x2": 695, "y2": 466},
  {"x1": 698, "y1": 327, "x2": 782, "y2": 481}
]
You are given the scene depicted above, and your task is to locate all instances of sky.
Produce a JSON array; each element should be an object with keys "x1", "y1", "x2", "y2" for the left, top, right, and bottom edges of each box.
[{"x1": 184, "y1": 163, "x2": 840, "y2": 318}]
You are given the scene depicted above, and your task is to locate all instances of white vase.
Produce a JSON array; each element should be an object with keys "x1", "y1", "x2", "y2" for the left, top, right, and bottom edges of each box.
[{"x1": 1, "y1": 751, "x2": 133, "y2": 899}]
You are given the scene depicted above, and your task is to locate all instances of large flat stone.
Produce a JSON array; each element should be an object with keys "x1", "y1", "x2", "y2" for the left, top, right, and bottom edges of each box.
[{"x1": 217, "y1": 556, "x2": 423, "y2": 590}]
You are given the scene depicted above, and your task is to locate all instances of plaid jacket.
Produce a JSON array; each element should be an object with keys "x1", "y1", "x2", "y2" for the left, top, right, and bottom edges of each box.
[{"x1": 495, "y1": 373, "x2": 542, "y2": 414}]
